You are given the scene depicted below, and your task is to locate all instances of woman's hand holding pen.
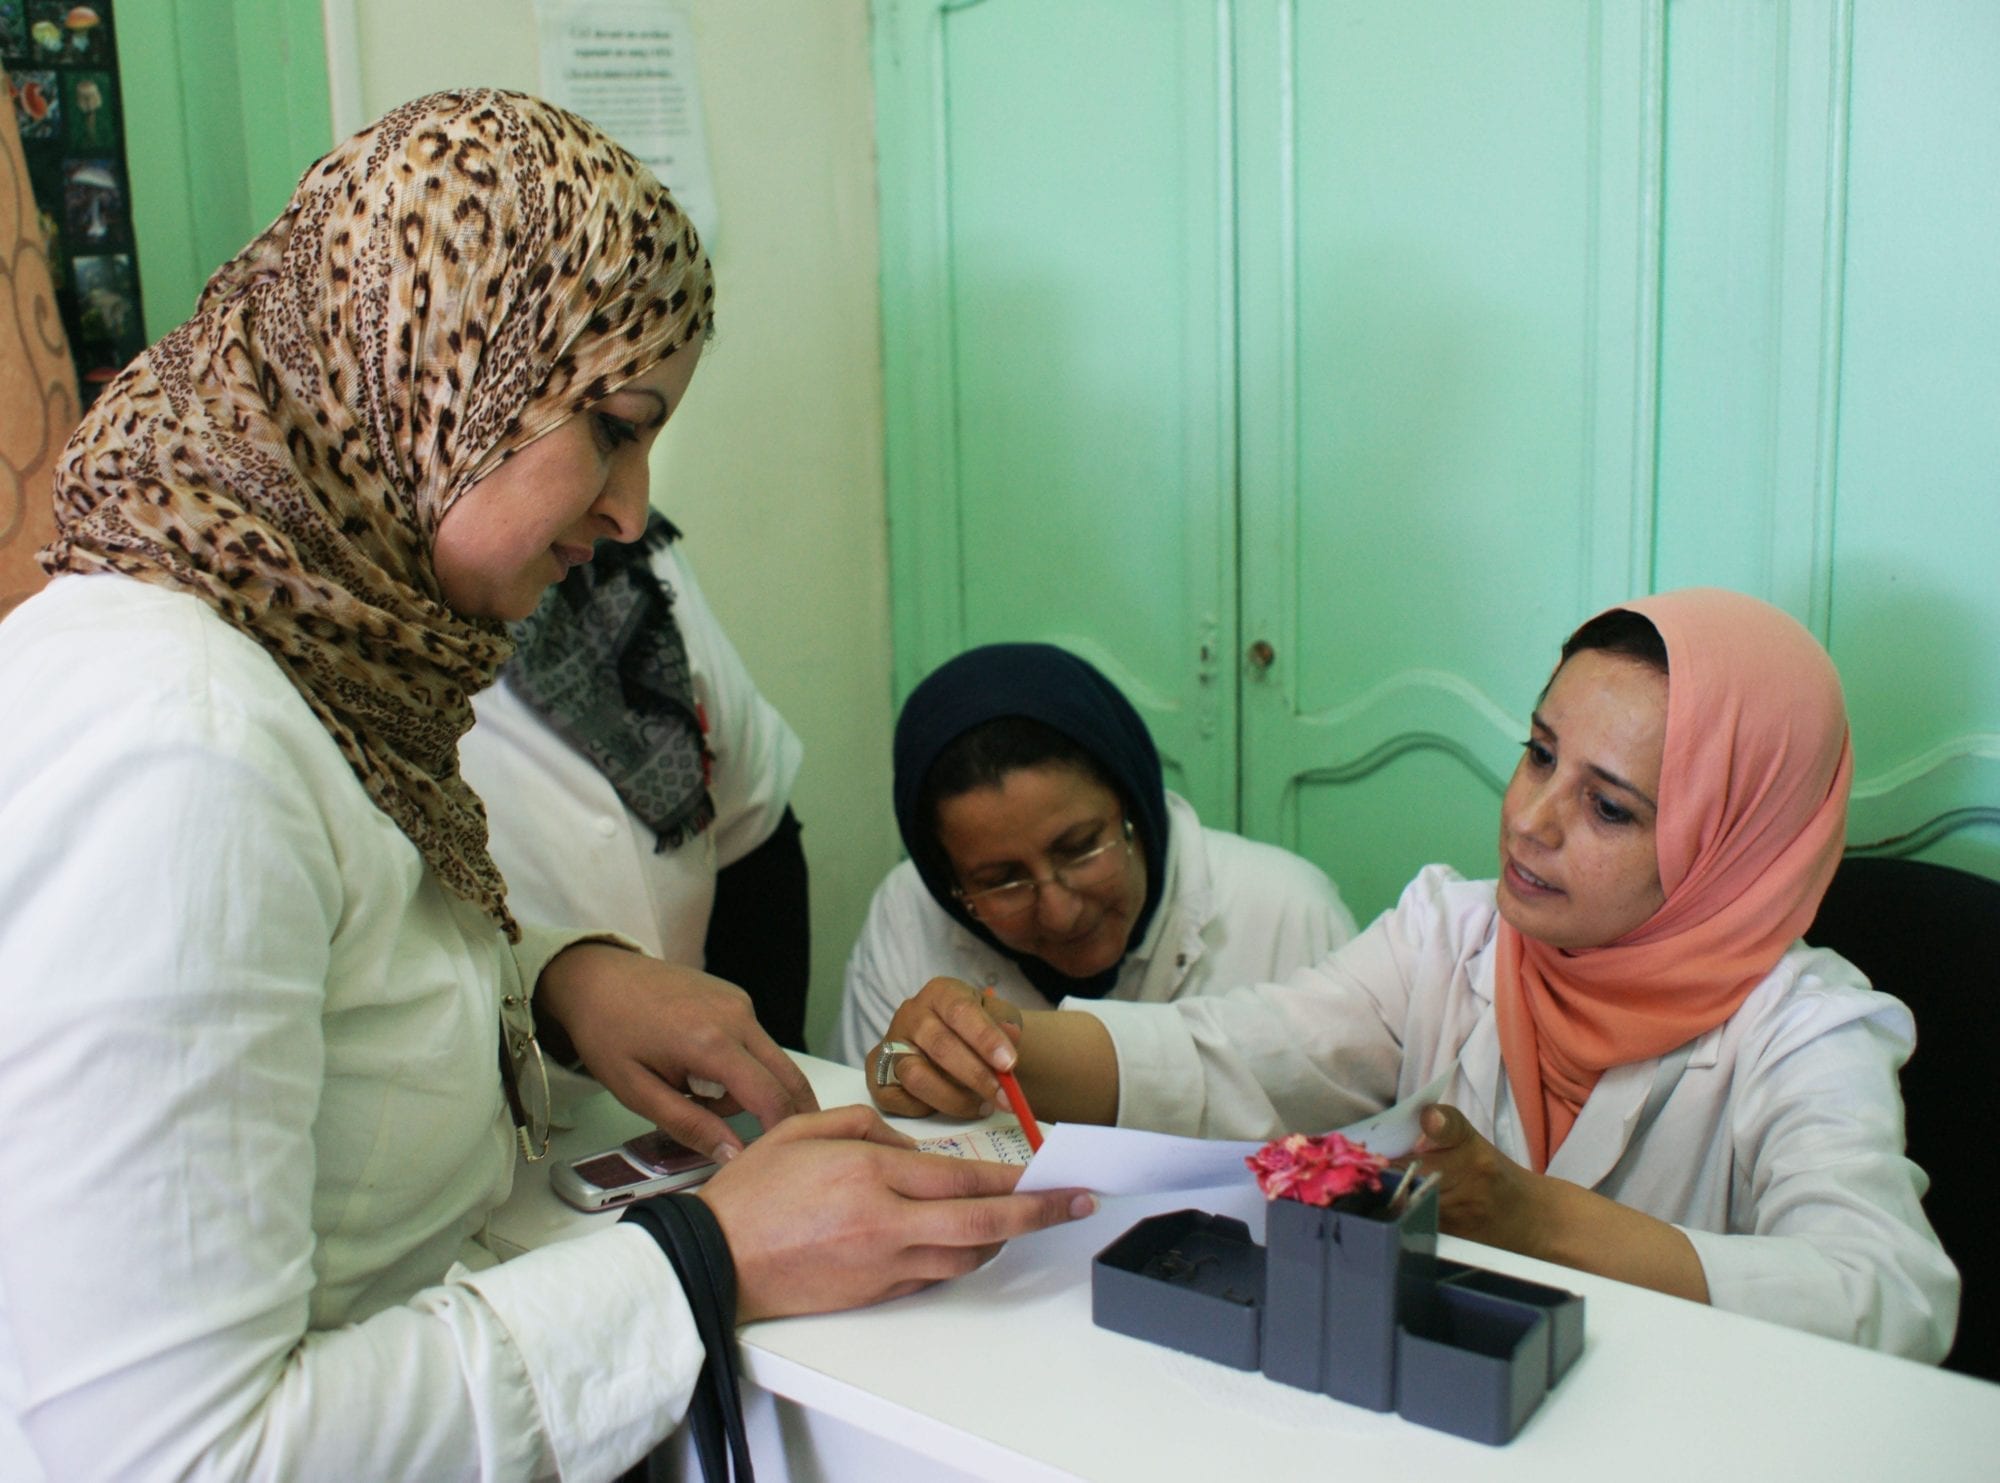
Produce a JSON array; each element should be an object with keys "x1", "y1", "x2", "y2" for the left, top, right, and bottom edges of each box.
[
  {"x1": 867, "y1": 980, "x2": 1121, "y2": 1127},
  {"x1": 866, "y1": 977, "x2": 1022, "y2": 1120}
]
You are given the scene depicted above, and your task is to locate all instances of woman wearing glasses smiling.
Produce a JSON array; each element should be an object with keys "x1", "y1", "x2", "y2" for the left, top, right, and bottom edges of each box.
[{"x1": 837, "y1": 643, "x2": 1356, "y2": 1091}]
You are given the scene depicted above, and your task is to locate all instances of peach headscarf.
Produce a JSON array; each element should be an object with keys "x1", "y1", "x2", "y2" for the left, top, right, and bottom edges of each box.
[{"x1": 1494, "y1": 588, "x2": 1853, "y2": 1172}]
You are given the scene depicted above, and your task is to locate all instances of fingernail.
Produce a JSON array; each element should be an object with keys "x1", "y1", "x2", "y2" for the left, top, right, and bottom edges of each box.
[
  {"x1": 978, "y1": 1101, "x2": 995, "y2": 1117},
  {"x1": 1069, "y1": 1193, "x2": 1098, "y2": 1218},
  {"x1": 994, "y1": 1045, "x2": 1017, "y2": 1071},
  {"x1": 712, "y1": 1143, "x2": 739, "y2": 1163}
]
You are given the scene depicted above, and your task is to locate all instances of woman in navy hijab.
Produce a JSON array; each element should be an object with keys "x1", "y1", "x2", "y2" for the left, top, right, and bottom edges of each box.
[{"x1": 834, "y1": 643, "x2": 1355, "y2": 1108}]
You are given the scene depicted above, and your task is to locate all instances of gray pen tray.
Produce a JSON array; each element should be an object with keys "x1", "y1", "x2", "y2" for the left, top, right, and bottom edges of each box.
[
  {"x1": 1092, "y1": 1209, "x2": 1264, "y2": 1370},
  {"x1": 1397, "y1": 1283, "x2": 1553, "y2": 1444},
  {"x1": 1092, "y1": 1209, "x2": 1584, "y2": 1444},
  {"x1": 1436, "y1": 1260, "x2": 1586, "y2": 1387}
]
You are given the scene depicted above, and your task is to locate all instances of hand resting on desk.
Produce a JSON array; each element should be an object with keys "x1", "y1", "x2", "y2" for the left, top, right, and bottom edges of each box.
[{"x1": 696, "y1": 1104, "x2": 1097, "y2": 1321}]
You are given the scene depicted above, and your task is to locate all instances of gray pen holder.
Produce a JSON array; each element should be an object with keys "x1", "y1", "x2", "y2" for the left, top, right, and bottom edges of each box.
[
  {"x1": 1438, "y1": 1264, "x2": 1587, "y2": 1385},
  {"x1": 1089, "y1": 1189, "x2": 1582, "y2": 1445},
  {"x1": 1259, "y1": 1182, "x2": 1440, "y2": 1411},
  {"x1": 1092, "y1": 1209, "x2": 1264, "y2": 1370},
  {"x1": 1397, "y1": 1284, "x2": 1552, "y2": 1445}
]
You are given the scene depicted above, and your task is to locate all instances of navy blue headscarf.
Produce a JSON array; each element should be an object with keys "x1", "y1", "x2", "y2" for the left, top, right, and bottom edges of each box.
[{"x1": 891, "y1": 644, "x2": 1171, "y2": 1000}]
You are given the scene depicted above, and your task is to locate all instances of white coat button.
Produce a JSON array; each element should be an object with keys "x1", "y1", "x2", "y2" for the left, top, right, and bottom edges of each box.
[{"x1": 594, "y1": 816, "x2": 618, "y2": 838}]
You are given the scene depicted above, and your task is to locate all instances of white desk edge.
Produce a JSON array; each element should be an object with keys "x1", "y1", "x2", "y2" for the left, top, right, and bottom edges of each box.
[{"x1": 486, "y1": 1052, "x2": 2000, "y2": 1482}]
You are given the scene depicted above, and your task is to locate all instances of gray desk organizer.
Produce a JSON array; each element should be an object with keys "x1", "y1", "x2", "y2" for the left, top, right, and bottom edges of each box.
[
  {"x1": 1092, "y1": 1195, "x2": 1584, "y2": 1445},
  {"x1": 1092, "y1": 1209, "x2": 1264, "y2": 1371}
]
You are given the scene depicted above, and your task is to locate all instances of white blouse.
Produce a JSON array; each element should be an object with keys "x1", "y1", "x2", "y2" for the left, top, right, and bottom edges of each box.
[{"x1": 0, "y1": 576, "x2": 703, "y2": 1482}]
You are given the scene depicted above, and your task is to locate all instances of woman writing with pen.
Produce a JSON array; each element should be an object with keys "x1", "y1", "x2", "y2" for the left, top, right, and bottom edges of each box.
[{"x1": 865, "y1": 589, "x2": 1959, "y2": 1362}]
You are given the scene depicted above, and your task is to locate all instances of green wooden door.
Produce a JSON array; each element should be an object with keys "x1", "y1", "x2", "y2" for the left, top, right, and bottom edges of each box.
[
  {"x1": 874, "y1": 0, "x2": 1239, "y2": 819},
  {"x1": 1232, "y1": 0, "x2": 1999, "y2": 918},
  {"x1": 121, "y1": 0, "x2": 334, "y2": 338},
  {"x1": 1234, "y1": 0, "x2": 1662, "y2": 920},
  {"x1": 876, "y1": 0, "x2": 2000, "y2": 917},
  {"x1": 1814, "y1": 0, "x2": 2000, "y2": 878}
]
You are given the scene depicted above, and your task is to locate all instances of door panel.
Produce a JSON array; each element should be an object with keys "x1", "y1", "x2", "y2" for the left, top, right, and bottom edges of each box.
[
  {"x1": 1828, "y1": 0, "x2": 2000, "y2": 877},
  {"x1": 1651, "y1": 0, "x2": 1845, "y2": 610},
  {"x1": 1650, "y1": 0, "x2": 2000, "y2": 879},
  {"x1": 122, "y1": 0, "x2": 334, "y2": 336},
  {"x1": 874, "y1": 0, "x2": 1238, "y2": 818},
  {"x1": 1237, "y1": 0, "x2": 1663, "y2": 920}
]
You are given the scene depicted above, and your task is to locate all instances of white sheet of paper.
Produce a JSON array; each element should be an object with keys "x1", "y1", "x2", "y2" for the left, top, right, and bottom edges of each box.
[
  {"x1": 1015, "y1": 1065, "x2": 1454, "y2": 1196},
  {"x1": 1014, "y1": 1123, "x2": 1257, "y2": 1197},
  {"x1": 1333, "y1": 1065, "x2": 1455, "y2": 1159}
]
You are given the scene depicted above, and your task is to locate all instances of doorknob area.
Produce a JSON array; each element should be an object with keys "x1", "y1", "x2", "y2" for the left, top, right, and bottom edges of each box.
[{"x1": 1247, "y1": 640, "x2": 1276, "y2": 673}]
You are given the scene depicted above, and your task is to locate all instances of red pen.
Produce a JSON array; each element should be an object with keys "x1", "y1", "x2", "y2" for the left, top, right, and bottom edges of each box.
[
  {"x1": 996, "y1": 1067, "x2": 1044, "y2": 1152},
  {"x1": 982, "y1": 988, "x2": 1044, "y2": 1151}
]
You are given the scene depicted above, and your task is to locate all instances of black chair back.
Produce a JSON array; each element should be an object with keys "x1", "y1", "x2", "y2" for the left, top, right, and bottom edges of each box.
[{"x1": 1807, "y1": 854, "x2": 2000, "y2": 1379}]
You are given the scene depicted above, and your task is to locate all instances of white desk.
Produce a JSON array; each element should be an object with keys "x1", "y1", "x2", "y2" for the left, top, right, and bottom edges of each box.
[{"x1": 487, "y1": 1054, "x2": 2000, "y2": 1481}]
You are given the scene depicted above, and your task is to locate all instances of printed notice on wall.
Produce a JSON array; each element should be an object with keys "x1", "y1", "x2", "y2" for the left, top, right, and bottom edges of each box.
[{"x1": 534, "y1": 0, "x2": 720, "y2": 247}]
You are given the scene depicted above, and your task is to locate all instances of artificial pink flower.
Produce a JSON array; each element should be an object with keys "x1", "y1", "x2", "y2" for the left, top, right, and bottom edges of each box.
[{"x1": 1246, "y1": 1131, "x2": 1389, "y2": 1206}]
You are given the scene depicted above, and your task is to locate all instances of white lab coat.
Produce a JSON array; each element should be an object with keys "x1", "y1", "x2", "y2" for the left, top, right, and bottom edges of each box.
[
  {"x1": 1082, "y1": 864, "x2": 1960, "y2": 1361},
  {"x1": 0, "y1": 576, "x2": 701, "y2": 1482},
  {"x1": 460, "y1": 540, "x2": 802, "y2": 965},
  {"x1": 833, "y1": 792, "x2": 1358, "y2": 1065}
]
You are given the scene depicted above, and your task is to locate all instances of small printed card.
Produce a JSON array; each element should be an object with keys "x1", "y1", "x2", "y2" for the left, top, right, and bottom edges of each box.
[{"x1": 916, "y1": 1125, "x2": 1037, "y2": 1166}]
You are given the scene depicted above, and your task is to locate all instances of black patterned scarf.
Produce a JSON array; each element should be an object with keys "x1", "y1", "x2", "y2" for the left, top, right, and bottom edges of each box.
[{"x1": 502, "y1": 511, "x2": 715, "y2": 850}]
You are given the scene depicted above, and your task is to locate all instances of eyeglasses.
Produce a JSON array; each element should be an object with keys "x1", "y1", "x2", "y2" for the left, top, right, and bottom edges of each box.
[
  {"x1": 498, "y1": 994, "x2": 552, "y2": 1163},
  {"x1": 952, "y1": 816, "x2": 1135, "y2": 926}
]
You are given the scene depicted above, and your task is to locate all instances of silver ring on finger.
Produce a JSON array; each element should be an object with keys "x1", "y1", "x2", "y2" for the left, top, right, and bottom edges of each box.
[{"x1": 874, "y1": 1040, "x2": 921, "y2": 1089}]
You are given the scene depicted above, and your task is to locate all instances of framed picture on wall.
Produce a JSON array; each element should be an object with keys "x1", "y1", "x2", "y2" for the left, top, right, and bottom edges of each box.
[{"x1": 3, "y1": 2, "x2": 144, "y2": 403}]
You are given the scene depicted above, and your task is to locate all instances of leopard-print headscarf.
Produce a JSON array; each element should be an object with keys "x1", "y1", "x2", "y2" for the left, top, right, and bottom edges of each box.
[{"x1": 40, "y1": 90, "x2": 714, "y2": 938}]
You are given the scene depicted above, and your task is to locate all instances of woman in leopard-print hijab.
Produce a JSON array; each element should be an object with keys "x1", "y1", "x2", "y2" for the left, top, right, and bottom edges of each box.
[
  {"x1": 41, "y1": 88, "x2": 713, "y2": 935},
  {"x1": 1, "y1": 92, "x2": 1097, "y2": 1480}
]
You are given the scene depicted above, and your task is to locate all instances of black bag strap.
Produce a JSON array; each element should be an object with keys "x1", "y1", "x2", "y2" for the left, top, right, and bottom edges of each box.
[{"x1": 619, "y1": 1194, "x2": 755, "y2": 1483}]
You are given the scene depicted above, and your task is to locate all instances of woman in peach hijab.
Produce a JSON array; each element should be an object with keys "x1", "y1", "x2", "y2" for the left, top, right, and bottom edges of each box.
[{"x1": 869, "y1": 589, "x2": 1960, "y2": 1361}]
